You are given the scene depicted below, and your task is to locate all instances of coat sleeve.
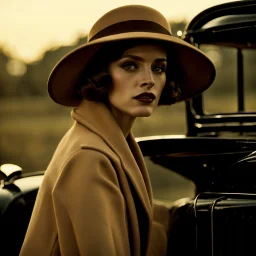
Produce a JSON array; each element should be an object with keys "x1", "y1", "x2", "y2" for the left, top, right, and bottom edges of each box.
[
  {"x1": 52, "y1": 149, "x2": 130, "y2": 256},
  {"x1": 148, "y1": 200, "x2": 170, "y2": 256}
]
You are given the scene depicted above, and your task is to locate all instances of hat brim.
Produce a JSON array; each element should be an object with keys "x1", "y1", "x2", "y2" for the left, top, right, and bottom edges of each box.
[{"x1": 48, "y1": 32, "x2": 215, "y2": 106}]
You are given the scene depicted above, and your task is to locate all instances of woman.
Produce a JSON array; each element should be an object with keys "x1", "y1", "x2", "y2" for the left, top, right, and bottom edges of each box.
[{"x1": 20, "y1": 5, "x2": 215, "y2": 256}]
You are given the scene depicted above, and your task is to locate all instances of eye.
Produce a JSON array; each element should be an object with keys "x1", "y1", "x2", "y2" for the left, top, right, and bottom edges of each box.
[
  {"x1": 120, "y1": 61, "x2": 138, "y2": 71},
  {"x1": 152, "y1": 64, "x2": 167, "y2": 74}
]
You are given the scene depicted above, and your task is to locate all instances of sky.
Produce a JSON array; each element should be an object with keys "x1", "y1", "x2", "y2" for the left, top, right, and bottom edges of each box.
[{"x1": 0, "y1": 0, "x2": 236, "y2": 63}]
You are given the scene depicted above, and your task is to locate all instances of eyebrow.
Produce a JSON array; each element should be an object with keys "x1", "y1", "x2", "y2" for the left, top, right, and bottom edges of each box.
[{"x1": 121, "y1": 54, "x2": 167, "y2": 62}]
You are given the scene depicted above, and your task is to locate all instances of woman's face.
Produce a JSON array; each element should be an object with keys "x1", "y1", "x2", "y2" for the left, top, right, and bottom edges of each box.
[{"x1": 108, "y1": 44, "x2": 167, "y2": 119}]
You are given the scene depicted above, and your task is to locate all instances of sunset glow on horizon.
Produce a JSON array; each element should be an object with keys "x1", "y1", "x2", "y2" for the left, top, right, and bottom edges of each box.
[{"x1": 0, "y1": 0, "x2": 236, "y2": 63}]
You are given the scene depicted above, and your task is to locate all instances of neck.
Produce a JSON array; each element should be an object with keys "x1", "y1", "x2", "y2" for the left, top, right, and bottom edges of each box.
[{"x1": 108, "y1": 105, "x2": 136, "y2": 138}]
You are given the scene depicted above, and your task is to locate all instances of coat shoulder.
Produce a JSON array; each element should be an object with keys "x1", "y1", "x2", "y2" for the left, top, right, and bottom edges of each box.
[{"x1": 57, "y1": 148, "x2": 120, "y2": 184}]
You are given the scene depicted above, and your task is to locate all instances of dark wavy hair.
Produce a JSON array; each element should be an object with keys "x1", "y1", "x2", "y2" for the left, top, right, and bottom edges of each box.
[{"x1": 76, "y1": 39, "x2": 184, "y2": 105}]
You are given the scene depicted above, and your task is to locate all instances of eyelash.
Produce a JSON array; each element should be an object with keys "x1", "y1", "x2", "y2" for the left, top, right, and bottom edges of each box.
[
  {"x1": 153, "y1": 65, "x2": 167, "y2": 73},
  {"x1": 121, "y1": 61, "x2": 137, "y2": 70},
  {"x1": 120, "y1": 61, "x2": 166, "y2": 74}
]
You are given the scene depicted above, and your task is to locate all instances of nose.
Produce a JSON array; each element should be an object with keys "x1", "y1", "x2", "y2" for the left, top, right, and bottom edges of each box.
[{"x1": 140, "y1": 68, "x2": 155, "y2": 89}]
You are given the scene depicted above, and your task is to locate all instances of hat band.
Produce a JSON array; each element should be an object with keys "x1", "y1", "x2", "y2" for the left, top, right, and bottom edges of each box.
[{"x1": 89, "y1": 20, "x2": 172, "y2": 42}]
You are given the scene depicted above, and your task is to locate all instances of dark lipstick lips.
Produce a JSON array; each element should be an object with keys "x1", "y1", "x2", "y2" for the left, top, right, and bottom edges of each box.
[
  {"x1": 134, "y1": 92, "x2": 156, "y2": 100},
  {"x1": 133, "y1": 92, "x2": 156, "y2": 103}
]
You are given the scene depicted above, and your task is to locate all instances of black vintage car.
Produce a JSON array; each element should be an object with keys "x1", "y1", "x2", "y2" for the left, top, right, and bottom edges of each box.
[
  {"x1": 1, "y1": 1, "x2": 256, "y2": 255},
  {"x1": 138, "y1": 1, "x2": 256, "y2": 255}
]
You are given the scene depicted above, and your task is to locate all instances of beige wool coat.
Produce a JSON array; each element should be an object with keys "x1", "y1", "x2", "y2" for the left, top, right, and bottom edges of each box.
[{"x1": 20, "y1": 99, "x2": 170, "y2": 256}]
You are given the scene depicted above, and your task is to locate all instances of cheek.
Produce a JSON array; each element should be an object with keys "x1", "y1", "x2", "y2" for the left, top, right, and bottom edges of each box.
[
  {"x1": 109, "y1": 72, "x2": 133, "y2": 96},
  {"x1": 108, "y1": 75, "x2": 127, "y2": 103},
  {"x1": 108, "y1": 75, "x2": 120, "y2": 94},
  {"x1": 110, "y1": 71, "x2": 125, "y2": 88}
]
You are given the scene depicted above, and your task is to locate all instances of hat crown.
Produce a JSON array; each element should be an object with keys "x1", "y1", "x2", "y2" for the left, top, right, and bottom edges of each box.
[{"x1": 88, "y1": 5, "x2": 172, "y2": 41}]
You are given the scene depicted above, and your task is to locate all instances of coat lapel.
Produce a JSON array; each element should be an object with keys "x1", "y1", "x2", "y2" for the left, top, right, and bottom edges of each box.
[{"x1": 72, "y1": 100, "x2": 153, "y2": 219}]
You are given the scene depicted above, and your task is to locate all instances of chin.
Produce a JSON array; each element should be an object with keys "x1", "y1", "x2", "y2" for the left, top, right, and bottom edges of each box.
[
  {"x1": 128, "y1": 105, "x2": 156, "y2": 117},
  {"x1": 142, "y1": 106, "x2": 158, "y2": 116},
  {"x1": 133, "y1": 110, "x2": 154, "y2": 117}
]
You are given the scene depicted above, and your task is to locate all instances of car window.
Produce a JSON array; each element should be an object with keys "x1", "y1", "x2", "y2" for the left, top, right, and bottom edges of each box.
[{"x1": 200, "y1": 45, "x2": 256, "y2": 114}]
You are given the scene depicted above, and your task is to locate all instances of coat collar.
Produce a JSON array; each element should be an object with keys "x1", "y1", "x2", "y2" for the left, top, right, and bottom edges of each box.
[{"x1": 72, "y1": 99, "x2": 153, "y2": 216}]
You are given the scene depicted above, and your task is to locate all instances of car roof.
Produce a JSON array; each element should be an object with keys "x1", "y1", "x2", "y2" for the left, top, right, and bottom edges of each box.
[{"x1": 183, "y1": 0, "x2": 256, "y2": 48}]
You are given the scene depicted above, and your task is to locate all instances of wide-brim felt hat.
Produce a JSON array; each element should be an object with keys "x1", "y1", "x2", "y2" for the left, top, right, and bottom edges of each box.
[{"x1": 48, "y1": 5, "x2": 216, "y2": 106}]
